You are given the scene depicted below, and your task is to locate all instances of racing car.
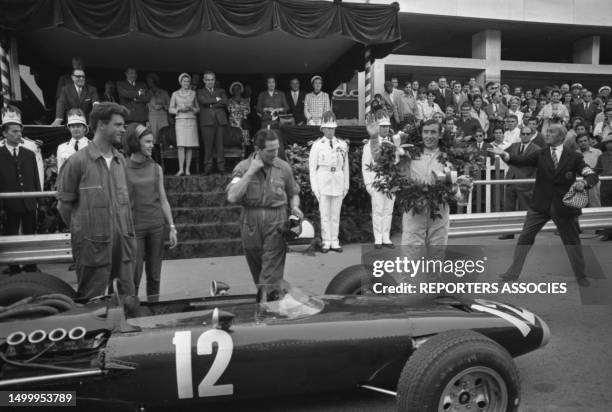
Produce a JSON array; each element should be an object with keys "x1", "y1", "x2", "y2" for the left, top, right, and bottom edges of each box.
[{"x1": 0, "y1": 267, "x2": 549, "y2": 412}]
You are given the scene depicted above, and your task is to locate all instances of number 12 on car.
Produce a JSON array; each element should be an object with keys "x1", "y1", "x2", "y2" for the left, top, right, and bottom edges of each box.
[{"x1": 172, "y1": 329, "x2": 234, "y2": 399}]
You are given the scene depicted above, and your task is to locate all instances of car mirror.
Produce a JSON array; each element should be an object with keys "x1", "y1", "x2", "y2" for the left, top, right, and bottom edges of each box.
[{"x1": 210, "y1": 280, "x2": 230, "y2": 297}]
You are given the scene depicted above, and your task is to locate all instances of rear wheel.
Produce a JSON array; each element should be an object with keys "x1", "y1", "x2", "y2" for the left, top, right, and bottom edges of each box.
[
  {"x1": 325, "y1": 264, "x2": 397, "y2": 295},
  {"x1": 0, "y1": 272, "x2": 76, "y2": 306},
  {"x1": 397, "y1": 330, "x2": 520, "y2": 412}
]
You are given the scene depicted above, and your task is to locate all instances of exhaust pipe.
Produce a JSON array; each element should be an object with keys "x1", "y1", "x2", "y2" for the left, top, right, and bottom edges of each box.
[
  {"x1": 49, "y1": 328, "x2": 68, "y2": 342},
  {"x1": 68, "y1": 327, "x2": 86, "y2": 341},
  {"x1": 28, "y1": 330, "x2": 47, "y2": 345},
  {"x1": 6, "y1": 331, "x2": 27, "y2": 346}
]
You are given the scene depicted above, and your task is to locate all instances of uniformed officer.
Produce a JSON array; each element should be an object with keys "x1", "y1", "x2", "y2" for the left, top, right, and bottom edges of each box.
[
  {"x1": 0, "y1": 108, "x2": 44, "y2": 189},
  {"x1": 227, "y1": 129, "x2": 302, "y2": 297},
  {"x1": 309, "y1": 111, "x2": 349, "y2": 253},
  {"x1": 57, "y1": 108, "x2": 89, "y2": 172},
  {"x1": 0, "y1": 109, "x2": 41, "y2": 274},
  {"x1": 362, "y1": 111, "x2": 397, "y2": 248}
]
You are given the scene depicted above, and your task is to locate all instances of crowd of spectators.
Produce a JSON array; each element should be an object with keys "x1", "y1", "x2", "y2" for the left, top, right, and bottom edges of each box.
[{"x1": 374, "y1": 75, "x2": 612, "y2": 241}]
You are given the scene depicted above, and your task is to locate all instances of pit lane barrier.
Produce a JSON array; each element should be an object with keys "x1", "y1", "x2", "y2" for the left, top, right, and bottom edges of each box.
[{"x1": 0, "y1": 182, "x2": 611, "y2": 265}]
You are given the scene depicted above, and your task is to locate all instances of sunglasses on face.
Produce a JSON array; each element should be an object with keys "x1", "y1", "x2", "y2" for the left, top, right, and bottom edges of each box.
[{"x1": 521, "y1": 133, "x2": 531, "y2": 136}]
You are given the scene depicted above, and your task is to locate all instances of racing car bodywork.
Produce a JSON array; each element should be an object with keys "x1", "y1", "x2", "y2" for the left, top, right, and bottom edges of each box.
[{"x1": 0, "y1": 274, "x2": 549, "y2": 411}]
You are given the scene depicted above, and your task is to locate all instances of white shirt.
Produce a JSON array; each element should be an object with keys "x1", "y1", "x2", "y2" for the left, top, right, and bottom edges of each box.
[
  {"x1": 5, "y1": 143, "x2": 19, "y2": 157},
  {"x1": 503, "y1": 128, "x2": 521, "y2": 146},
  {"x1": 291, "y1": 90, "x2": 299, "y2": 105},
  {"x1": 57, "y1": 137, "x2": 89, "y2": 172}
]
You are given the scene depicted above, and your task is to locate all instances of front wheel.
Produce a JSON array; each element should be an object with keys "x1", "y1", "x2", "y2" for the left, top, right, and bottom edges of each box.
[
  {"x1": 325, "y1": 264, "x2": 397, "y2": 295},
  {"x1": 397, "y1": 330, "x2": 521, "y2": 412}
]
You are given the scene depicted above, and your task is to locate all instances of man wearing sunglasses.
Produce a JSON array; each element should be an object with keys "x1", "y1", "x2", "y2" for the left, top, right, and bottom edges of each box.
[{"x1": 52, "y1": 68, "x2": 99, "y2": 126}]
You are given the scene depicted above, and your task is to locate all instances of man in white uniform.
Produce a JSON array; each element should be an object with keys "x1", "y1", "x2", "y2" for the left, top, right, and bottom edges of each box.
[
  {"x1": 362, "y1": 111, "x2": 397, "y2": 248},
  {"x1": 309, "y1": 111, "x2": 349, "y2": 253},
  {"x1": 56, "y1": 108, "x2": 89, "y2": 172}
]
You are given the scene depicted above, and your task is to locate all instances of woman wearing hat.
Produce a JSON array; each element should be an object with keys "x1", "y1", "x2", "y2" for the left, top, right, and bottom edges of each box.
[
  {"x1": 169, "y1": 73, "x2": 200, "y2": 176},
  {"x1": 123, "y1": 123, "x2": 178, "y2": 299},
  {"x1": 57, "y1": 108, "x2": 89, "y2": 172},
  {"x1": 228, "y1": 81, "x2": 251, "y2": 149},
  {"x1": 308, "y1": 111, "x2": 349, "y2": 253},
  {"x1": 304, "y1": 75, "x2": 331, "y2": 126}
]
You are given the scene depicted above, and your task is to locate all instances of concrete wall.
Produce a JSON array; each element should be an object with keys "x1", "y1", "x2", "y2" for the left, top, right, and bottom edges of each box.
[{"x1": 365, "y1": 0, "x2": 612, "y2": 27}]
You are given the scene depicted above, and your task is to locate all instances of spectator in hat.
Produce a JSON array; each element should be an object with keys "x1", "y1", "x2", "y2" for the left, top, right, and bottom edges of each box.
[
  {"x1": 570, "y1": 83, "x2": 583, "y2": 105},
  {"x1": 169, "y1": 73, "x2": 200, "y2": 176},
  {"x1": 117, "y1": 67, "x2": 151, "y2": 124},
  {"x1": 146, "y1": 73, "x2": 170, "y2": 144},
  {"x1": 285, "y1": 77, "x2": 307, "y2": 125},
  {"x1": 57, "y1": 108, "x2": 89, "y2": 172},
  {"x1": 362, "y1": 111, "x2": 398, "y2": 249},
  {"x1": 304, "y1": 75, "x2": 331, "y2": 126},
  {"x1": 52, "y1": 67, "x2": 99, "y2": 126},
  {"x1": 598, "y1": 85, "x2": 611, "y2": 102},
  {"x1": 228, "y1": 81, "x2": 251, "y2": 146},
  {"x1": 308, "y1": 111, "x2": 348, "y2": 253},
  {"x1": 123, "y1": 123, "x2": 177, "y2": 299},
  {"x1": 0, "y1": 109, "x2": 40, "y2": 274}
]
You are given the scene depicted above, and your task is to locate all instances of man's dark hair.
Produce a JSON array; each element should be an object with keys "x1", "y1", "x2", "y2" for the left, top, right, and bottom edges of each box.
[
  {"x1": 89, "y1": 102, "x2": 129, "y2": 132},
  {"x1": 253, "y1": 129, "x2": 279, "y2": 150},
  {"x1": 203, "y1": 70, "x2": 215, "y2": 78},
  {"x1": 485, "y1": 81, "x2": 496, "y2": 90},
  {"x1": 289, "y1": 76, "x2": 299, "y2": 83},
  {"x1": 460, "y1": 102, "x2": 472, "y2": 110},
  {"x1": 264, "y1": 74, "x2": 276, "y2": 83},
  {"x1": 505, "y1": 114, "x2": 518, "y2": 121},
  {"x1": 492, "y1": 125, "x2": 504, "y2": 134},
  {"x1": 421, "y1": 119, "x2": 442, "y2": 134},
  {"x1": 527, "y1": 116, "x2": 538, "y2": 124}
]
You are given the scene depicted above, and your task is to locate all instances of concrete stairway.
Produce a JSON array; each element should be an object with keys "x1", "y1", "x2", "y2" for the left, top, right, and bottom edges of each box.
[{"x1": 163, "y1": 174, "x2": 243, "y2": 259}]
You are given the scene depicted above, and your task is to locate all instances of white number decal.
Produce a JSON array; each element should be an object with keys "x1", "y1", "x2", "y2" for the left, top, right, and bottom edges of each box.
[
  {"x1": 197, "y1": 329, "x2": 234, "y2": 397},
  {"x1": 172, "y1": 329, "x2": 234, "y2": 399}
]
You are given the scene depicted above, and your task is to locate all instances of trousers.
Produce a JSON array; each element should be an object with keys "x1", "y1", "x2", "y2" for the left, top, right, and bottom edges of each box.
[
  {"x1": 3, "y1": 210, "x2": 37, "y2": 273},
  {"x1": 401, "y1": 205, "x2": 450, "y2": 246},
  {"x1": 370, "y1": 190, "x2": 395, "y2": 244},
  {"x1": 505, "y1": 207, "x2": 585, "y2": 279},
  {"x1": 134, "y1": 225, "x2": 165, "y2": 299},
  {"x1": 201, "y1": 125, "x2": 226, "y2": 171},
  {"x1": 319, "y1": 195, "x2": 343, "y2": 248},
  {"x1": 75, "y1": 229, "x2": 135, "y2": 300},
  {"x1": 503, "y1": 187, "x2": 532, "y2": 212},
  {"x1": 241, "y1": 207, "x2": 287, "y2": 290}
]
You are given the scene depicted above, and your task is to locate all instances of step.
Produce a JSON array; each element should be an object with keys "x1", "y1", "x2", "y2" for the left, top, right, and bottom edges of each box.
[
  {"x1": 167, "y1": 191, "x2": 228, "y2": 208},
  {"x1": 173, "y1": 206, "x2": 242, "y2": 224},
  {"x1": 164, "y1": 174, "x2": 232, "y2": 193},
  {"x1": 176, "y1": 222, "x2": 241, "y2": 242},
  {"x1": 164, "y1": 238, "x2": 243, "y2": 259}
]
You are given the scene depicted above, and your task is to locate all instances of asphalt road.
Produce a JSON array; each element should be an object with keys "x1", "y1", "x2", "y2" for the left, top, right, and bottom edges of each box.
[{"x1": 32, "y1": 232, "x2": 612, "y2": 411}]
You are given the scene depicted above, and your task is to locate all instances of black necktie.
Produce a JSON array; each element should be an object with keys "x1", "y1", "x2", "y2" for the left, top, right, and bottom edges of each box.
[
  {"x1": 74, "y1": 141, "x2": 79, "y2": 151},
  {"x1": 329, "y1": 139, "x2": 333, "y2": 149},
  {"x1": 12, "y1": 147, "x2": 17, "y2": 158},
  {"x1": 519, "y1": 144, "x2": 524, "y2": 154}
]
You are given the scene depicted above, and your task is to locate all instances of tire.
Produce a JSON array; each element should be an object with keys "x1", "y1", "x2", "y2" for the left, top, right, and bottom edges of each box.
[
  {"x1": 397, "y1": 330, "x2": 521, "y2": 412},
  {"x1": 325, "y1": 264, "x2": 397, "y2": 295},
  {"x1": 0, "y1": 272, "x2": 77, "y2": 306}
]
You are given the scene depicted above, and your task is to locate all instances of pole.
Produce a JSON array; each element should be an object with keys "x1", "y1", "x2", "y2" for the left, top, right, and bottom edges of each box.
[{"x1": 364, "y1": 46, "x2": 372, "y2": 115}]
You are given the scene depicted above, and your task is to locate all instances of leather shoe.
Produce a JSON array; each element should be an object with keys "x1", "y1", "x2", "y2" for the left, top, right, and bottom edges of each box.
[
  {"x1": 330, "y1": 247, "x2": 343, "y2": 253},
  {"x1": 374, "y1": 244, "x2": 383, "y2": 249},
  {"x1": 600, "y1": 234, "x2": 611, "y2": 242},
  {"x1": 576, "y1": 277, "x2": 590, "y2": 287},
  {"x1": 321, "y1": 247, "x2": 329, "y2": 254},
  {"x1": 499, "y1": 273, "x2": 519, "y2": 282},
  {"x1": 498, "y1": 234, "x2": 514, "y2": 240},
  {"x1": 382, "y1": 243, "x2": 395, "y2": 249}
]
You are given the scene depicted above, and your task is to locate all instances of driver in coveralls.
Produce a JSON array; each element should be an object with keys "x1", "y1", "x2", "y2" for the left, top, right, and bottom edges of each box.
[
  {"x1": 309, "y1": 111, "x2": 349, "y2": 253},
  {"x1": 400, "y1": 119, "x2": 451, "y2": 246},
  {"x1": 57, "y1": 102, "x2": 136, "y2": 299},
  {"x1": 227, "y1": 129, "x2": 303, "y2": 299}
]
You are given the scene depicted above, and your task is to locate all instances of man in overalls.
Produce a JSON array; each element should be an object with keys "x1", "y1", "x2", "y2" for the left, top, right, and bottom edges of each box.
[
  {"x1": 57, "y1": 102, "x2": 136, "y2": 299},
  {"x1": 309, "y1": 111, "x2": 349, "y2": 253},
  {"x1": 227, "y1": 129, "x2": 302, "y2": 298}
]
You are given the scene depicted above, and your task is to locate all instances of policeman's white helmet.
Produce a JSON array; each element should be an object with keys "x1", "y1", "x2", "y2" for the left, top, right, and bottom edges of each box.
[
  {"x1": 1, "y1": 108, "x2": 22, "y2": 127},
  {"x1": 320, "y1": 111, "x2": 337, "y2": 130},
  {"x1": 286, "y1": 215, "x2": 315, "y2": 244},
  {"x1": 66, "y1": 109, "x2": 88, "y2": 128}
]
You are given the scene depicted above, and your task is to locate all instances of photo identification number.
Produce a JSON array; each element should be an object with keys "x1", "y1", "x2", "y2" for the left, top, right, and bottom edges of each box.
[{"x1": 173, "y1": 329, "x2": 234, "y2": 399}]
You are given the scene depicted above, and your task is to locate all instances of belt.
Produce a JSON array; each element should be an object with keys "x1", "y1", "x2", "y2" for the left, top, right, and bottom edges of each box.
[{"x1": 317, "y1": 165, "x2": 338, "y2": 172}]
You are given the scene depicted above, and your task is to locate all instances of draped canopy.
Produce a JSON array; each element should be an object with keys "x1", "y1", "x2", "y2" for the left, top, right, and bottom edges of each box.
[{"x1": 0, "y1": 0, "x2": 401, "y2": 85}]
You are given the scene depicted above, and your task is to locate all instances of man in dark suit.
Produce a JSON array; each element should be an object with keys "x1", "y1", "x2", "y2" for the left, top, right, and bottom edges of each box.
[
  {"x1": 526, "y1": 117, "x2": 545, "y2": 148},
  {"x1": 197, "y1": 71, "x2": 228, "y2": 174},
  {"x1": 571, "y1": 90, "x2": 598, "y2": 130},
  {"x1": 498, "y1": 126, "x2": 542, "y2": 239},
  {"x1": 0, "y1": 110, "x2": 40, "y2": 274},
  {"x1": 485, "y1": 91, "x2": 509, "y2": 137},
  {"x1": 52, "y1": 68, "x2": 99, "y2": 126},
  {"x1": 470, "y1": 128, "x2": 493, "y2": 157},
  {"x1": 285, "y1": 77, "x2": 306, "y2": 125},
  {"x1": 117, "y1": 67, "x2": 150, "y2": 124},
  {"x1": 435, "y1": 77, "x2": 453, "y2": 112},
  {"x1": 491, "y1": 124, "x2": 599, "y2": 287}
]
